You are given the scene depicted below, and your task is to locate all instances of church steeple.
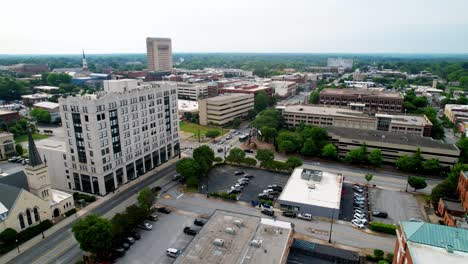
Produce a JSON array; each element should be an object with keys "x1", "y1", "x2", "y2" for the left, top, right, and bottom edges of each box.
[
  {"x1": 28, "y1": 133, "x2": 43, "y2": 167},
  {"x1": 82, "y1": 49, "x2": 88, "y2": 71}
]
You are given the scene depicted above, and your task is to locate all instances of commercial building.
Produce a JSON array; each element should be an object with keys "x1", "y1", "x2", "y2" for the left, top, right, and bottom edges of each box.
[
  {"x1": 278, "y1": 168, "x2": 343, "y2": 217},
  {"x1": 146, "y1": 37, "x2": 172, "y2": 72},
  {"x1": 0, "y1": 109, "x2": 20, "y2": 125},
  {"x1": 393, "y1": 221, "x2": 468, "y2": 264},
  {"x1": 327, "y1": 127, "x2": 460, "y2": 167},
  {"x1": 271, "y1": 81, "x2": 297, "y2": 98},
  {"x1": 198, "y1": 93, "x2": 254, "y2": 126},
  {"x1": 6, "y1": 63, "x2": 49, "y2": 74},
  {"x1": 444, "y1": 104, "x2": 468, "y2": 124},
  {"x1": 0, "y1": 132, "x2": 15, "y2": 160},
  {"x1": 34, "y1": 85, "x2": 60, "y2": 93},
  {"x1": 175, "y1": 210, "x2": 293, "y2": 264},
  {"x1": 437, "y1": 170, "x2": 468, "y2": 228},
  {"x1": 21, "y1": 93, "x2": 50, "y2": 107},
  {"x1": 176, "y1": 82, "x2": 208, "y2": 100},
  {"x1": 219, "y1": 83, "x2": 273, "y2": 97},
  {"x1": 36, "y1": 139, "x2": 69, "y2": 191},
  {"x1": 327, "y1": 58, "x2": 353, "y2": 69},
  {"x1": 0, "y1": 134, "x2": 74, "y2": 233},
  {"x1": 178, "y1": 100, "x2": 198, "y2": 114},
  {"x1": 58, "y1": 79, "x2": 180, "y2": 195},
  {"x1": 33, "y1": 101, "x2": 60, "y2": 123},
  {"x1": 319, "y1": 88, "x2": 404, "y2": 113},
  {"x1": 204, "y1": 68, "x2": 253, "y2": 78},
  {"x1": 277, "y1": 105, "x2": 432, "y2": 137}
]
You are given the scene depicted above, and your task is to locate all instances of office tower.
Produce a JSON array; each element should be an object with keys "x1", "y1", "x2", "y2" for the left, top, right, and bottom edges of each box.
[{"x1": 146, "y1": 37, "x2": 173, "y2": 72}]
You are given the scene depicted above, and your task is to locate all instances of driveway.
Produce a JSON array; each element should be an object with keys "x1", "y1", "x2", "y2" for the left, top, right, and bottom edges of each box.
[{"x1": 369, "y1": 188, "x2": 424, "y2": 224}]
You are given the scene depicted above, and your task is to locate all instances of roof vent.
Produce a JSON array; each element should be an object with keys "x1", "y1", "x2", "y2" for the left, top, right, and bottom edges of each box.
[
  {"x1": 234, "y1": 220, "x2": 243, "y2": 227},
  {"x1": 213, "y1": 238, "x2": 224, "y2": 247},
  {"x1": 308, "y1": 183, "x2": 316, "y2": 189},
  {"x1": 225, "y1": 227, "x2": 236, "y2": 234},
  {"x1": 250, "y1": 239, "x2": 263, "y2": 247}
]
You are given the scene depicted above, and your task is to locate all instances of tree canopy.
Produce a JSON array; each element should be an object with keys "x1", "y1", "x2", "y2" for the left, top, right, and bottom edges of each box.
[{"x1": 72, "y1": 215, "x2": 113, "y2": 256}]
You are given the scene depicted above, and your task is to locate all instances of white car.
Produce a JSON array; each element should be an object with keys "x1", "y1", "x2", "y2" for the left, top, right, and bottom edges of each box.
[
  {"x1": 354, "y1": 213, "x2": 366, "y2": 219},
  {"x1": 354, "y1": 209, "x2": 364, "y2": 214},
  {"x1": 353, "y1": 217, "x2": 367, "y2": 224},
  {"x1": 297, "y1": 213, "x2": 312, "y2": 221},
  {"x1": 351, "y1": 219, "x2": 365, "y2": 229}
]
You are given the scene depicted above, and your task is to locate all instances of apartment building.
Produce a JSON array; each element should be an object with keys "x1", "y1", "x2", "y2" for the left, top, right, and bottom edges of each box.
[
  {"x1": 444, "y1": 104, "x2": 468, "y2": 124},
  {"x1": 59, "y1": 79, "x2": 179, "y2": 195},
  {"x1": 146, "y1": 37, "x2": 173, "y2": 72},
  {"x1": 271, "y1": 81, "x2": 297, "y2": 98},
  {"x1": 278, "y1": 105, "x2": 432, "y2": 137},
  {"x1": 319, "y1": 88, "x2": 403, "y2": 113},
  {"x1": 437, "y1": 170, "x2": 468, "y2": 228},
  {"x1": 176, "y1": 82, "x2": 208, "y2": 100},
  {"x1": 199, "y1": 93, "x2": 254, "y2": 125}
]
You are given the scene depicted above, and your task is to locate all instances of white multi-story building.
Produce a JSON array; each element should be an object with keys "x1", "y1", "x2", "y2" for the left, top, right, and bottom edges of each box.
[
  {"x1": 58, "y1": 79, "x2": 180, "y2": 195},
  {"x1": 176, "y1": 82, "x2": 208, "y2": 100},
  {"x1": 270, "y1": 81, "x2": 297, "y2": 98},
  {"x1": 146, "y1": 37, "x2": 173, "y2": 72}
]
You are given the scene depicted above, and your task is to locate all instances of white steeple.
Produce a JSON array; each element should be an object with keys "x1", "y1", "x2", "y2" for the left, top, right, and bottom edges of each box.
[{"x1": 82, "y1": 49, "x2": 88, "y2": 71}]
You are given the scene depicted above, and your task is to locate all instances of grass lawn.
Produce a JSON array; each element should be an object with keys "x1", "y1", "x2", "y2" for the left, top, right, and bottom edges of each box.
[
  {"x1": 179, "y1": 121, "x2": 228, "y2": 137},
  {"x1": 15, "y1": 133, "x2": 49, "y2": 143}
]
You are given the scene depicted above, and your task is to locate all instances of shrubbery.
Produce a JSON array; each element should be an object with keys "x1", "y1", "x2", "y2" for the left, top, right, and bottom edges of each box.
[
  {"x1": 73, "y1": 192, "x2": 96, "y2": 203},
  {"x1": 366, "y1": 249, "x2": 393, "y2": 263},
  {"x1": 65, "y1": 208, "x2": 77, "y2": 217},
  {"x1": 209, "y1": 192, "x2": 237, "y2": 200},
  {"x1": 1, "y1": 220, "x2": 55, "y2": 253},
  {"x1": 369, "y1": 222, "x2": 397, "y2": 235},
  {"x1": 214, "y1": 157, "x2": 223, "y2": 163}
]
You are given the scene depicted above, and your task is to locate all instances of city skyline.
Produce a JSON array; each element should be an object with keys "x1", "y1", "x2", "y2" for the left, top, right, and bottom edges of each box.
[{"x1": 1, "y1": 0, "x2": 468, "y2": 54}]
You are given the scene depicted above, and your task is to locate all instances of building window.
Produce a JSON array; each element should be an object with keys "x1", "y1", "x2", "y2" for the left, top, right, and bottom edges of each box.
[
  {"x1": 18, "y1": 214, "x2": 25, "y2": 229},
  {"x1": 26, "y1": 209, "x2": 33, "y2": 225},
  {"x1": 33, "y1": 207, "x2": 40, "y2": 222}
]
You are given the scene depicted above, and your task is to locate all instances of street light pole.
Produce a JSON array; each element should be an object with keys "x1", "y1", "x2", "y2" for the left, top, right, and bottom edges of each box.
[
  {"x1": 328, "y1": 210, "x2": 334, "y2": 243},
  {"x1": 16, "y1": 239, "x2": 20, "y2": 253}
]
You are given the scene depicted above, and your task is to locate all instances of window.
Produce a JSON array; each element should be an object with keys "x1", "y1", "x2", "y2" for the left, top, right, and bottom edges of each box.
[
  {"x1": 26, "y1": 209, "x2": 32, "y2": 225},
  {"x1": 33, "y1": 207, "x2": 40, "y2": 222},
  {"x1": 18, "y1": 214, "x2": 25, "y2": 229}
]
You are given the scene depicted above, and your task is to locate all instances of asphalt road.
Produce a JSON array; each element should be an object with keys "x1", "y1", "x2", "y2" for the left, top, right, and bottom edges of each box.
[{"x1": 7, "y1": 162, "x2": 178, "y2": 264}]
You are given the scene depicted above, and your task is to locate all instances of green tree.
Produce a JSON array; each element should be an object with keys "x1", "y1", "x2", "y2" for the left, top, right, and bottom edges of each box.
[
  {"x1": 365, "y1": 173, "x2": 374, "y2": 185},
  {"x1": 395, "y1": 155, "x2": 416, "y2": 172},
  {"x1": 15, "y1": 144, "x2": 23, "y2": 156},
  {"x1": 253, "y1": 109, "x2": 284, "y2": 130},
  {"x1": 279, "y1": 140, "x2": 296, "y2": 153},
  {"x1": 368, "y1": 149, "x2": 383, "y2": 167},
  {"x1": 309, "y1": 91, "x2": 319, "y2": 104},
  {"x1": 232, "y1": 118, "x2": 242, "y2": 128},
  {"x1": 301, "y1": 139, "x2": 319, "y2": 156},
  {"x1": 137, "y1": 187, "x2": 155, "y2": 212},
  {"x1": 286, "y1": 156, "x2": 303, "y2": 169},
  {"x1": 176, "y1": 158, "x2": 201, "y2": 180},
  {"x1": 205, "y1": 130, "x2": 220, "y2": 139},
  {"x1": 277, "y1": 131, "x2": 301, "y2": 152},
  {"x1": 125, "y1": 205, "x2": 148, "y2": 227},
  {"x1": 422, "y1": 158, "x2": 440, "y2": 174},
  {"x1": 30, "y1": 108, "x2": 51, "y2": 124},
  {"x1": 193, "y1": 145, "x2": 215, "y2": 175},
  {"x1": 0, "y1": 228, "x2": 18, "y2": 245},
  {"x1": 254, "y1": 91, "x2": 269, "y2": 112},
  {"x1": 321, "y1": 143, "x2": 338, "y2": 159},
  {"x1": 407, "y1": 176, "x2": 427, "y2": 191},
  {"x1": 72, "y1": 215, "x2": 113, "y2": 257},
  {"x1": 226, "y1": 148, "x2": 246, "y2": 164},
  {"x1": 456, "y1": 137, "x2": 468, "y2": 163},
  {"x1": 111, "y1": 213, "x2": 131, "y2": 240},
  {"x1": 247, "y1": 109, "x2": 257, "y2": 120},
  {"x1": 255, "y1": 149, "x2": 274, "y2": 163},
  {"x1": 456, "y1": 96, "x2": 468, "y2": 105},
  {"x1": 345, "y1": 144, "x2": 368, "y2": 164},
  {"x1": 260, "y1": 126, "x2": 277, "y2": 143}
]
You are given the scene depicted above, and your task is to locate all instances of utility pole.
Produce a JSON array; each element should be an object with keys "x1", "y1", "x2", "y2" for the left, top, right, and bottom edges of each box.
[{"x1": 328, "y1": 211, "x2": 334, "y2": 243}]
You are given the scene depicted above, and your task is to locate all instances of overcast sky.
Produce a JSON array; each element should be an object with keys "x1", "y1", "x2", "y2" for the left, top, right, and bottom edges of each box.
[{"x1": 1, "y1": 0, "x2": 468, "y2": 54}]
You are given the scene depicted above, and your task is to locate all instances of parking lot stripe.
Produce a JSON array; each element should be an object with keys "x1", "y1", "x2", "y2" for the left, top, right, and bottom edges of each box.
[{"x1": 177, "y1": 193, "x2": 184, "y2": 199}]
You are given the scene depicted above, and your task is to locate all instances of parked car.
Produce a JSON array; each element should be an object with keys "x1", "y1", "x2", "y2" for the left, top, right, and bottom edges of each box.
[
  {"x1": 354, "y1": 209, "x2": 365, "y2": 215},
  {"x1": 226, "y1": 135, "x2": 233, "y2": 140},
  {"x1": 157, "y1": 207, "x2": 171, "y2": 214},
  {"x1": 298, "y1": 213, "x2": 312, "y2": 221},
  {"x1": 268, "y1": 185, "x2": 283, "y2": 192},
  {"x1": 243, "y1": 174, "x2": 254, "y2": 179},
  {"x1": 351, "y1": 219, "x2": 365, "y2": 229},
  {"x1": 217, "y1": 148, "x2": 223, "y2": 153},
  {"x1": 166, "y1": 248, "x2": 180, "y2": 258},
  {"x1": 353, "y1": 204, "x2": 364, "y2": 209},
  {"x1": 234, "y1": 171, "x2": 245, "y2": 175},
  {"x1": 239, "y1": 177, "x2": 250, "y2": 182},
  {"x1": 354, "y1": 213, "x2": 366, "y2": 219},
  {"x1": 282, "y1": 211, "x2": 297, "y2": 218},
  {"x1": 130, "y1": 230, "x2": 141, "y2": 240},
  {"x1": 353, "y1": 218, "x2": 367, "y2": 224},
  {"x1": 123, "y1": 237, "x2": 135, "y2": 245},
  {"x1": 194, "y1": 218, "x2": 207, "y2": 226},
  {"x1": 137, "y1": 222, "x2": 153, "y2": 231},
  {"x1": 353, "y1": 186, "x2": 364, "y2": 193},
  {"x1": 111, "y1": 247, "x2": 126, "y2": 258},
  {"x1": 228, "y1": 188, "x2": 241, "y2": 195},
  {"x1": 354, "y1": 197, "x2": 366, "y2": 202},
  {"x1": 372, "y1": 211, "x2": 388, "y2": 218},
  {"x1": 260, "y1": 203, "x2": 273, "y2": 210},
  {"x1": 409, "y1": 218, "x2": 424, "y2": 222},
  {"x1": 148, "y1": 213, "x2": 159, "y2": 222},
  {"x1": 183, "y1": 226, "x2": 200, "y2": 236},
  {"x1": 261, "y1": 209, "x2": 275, "y2": 216},
  {"x1": 8, "y1": 156, "x2": 19, "y2": 162},
  {"x1": 172, "y1": 174, "x2": 181, "y2": 181},
  {"x1": 353, "y1": 200, "x2": 365, "y2": 204},
  {"x1": 234, "y1": 184, "x2": 244, "y2": 190},
  {"x1": 258, "y1": 194, "x2": 275, "y2": 200},
  {"x1": 244, "y1": 149, "x2": 254, "y2": 153},
  {"x1": 121, "y1": 242, "x2": 131, "y2": 250}
]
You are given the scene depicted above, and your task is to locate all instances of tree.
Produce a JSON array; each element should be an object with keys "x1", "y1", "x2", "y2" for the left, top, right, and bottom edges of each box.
[
  {"x1": 226, "y1": 148, "x2": 246, "y2": 164},
  {"x1": 254, "y1": 91, "x2": 269, "y2": 112},
  {"x1": 286, "y1": 156, "x2": 303, "y2": 169},
  {"x1": 137, "y1": 187, "x2": 155, "y2": 212},
  {"x1": 368, "y1": 149, "x2": 383, "y2": 167},
  {"x1": 456, "y1": 96, "x2": 468, "y2": 105},
  {"x1": 457, "y1": 137, "x2": 468, "y2": 163},
  {"x1": 0, "y1": 228, "x2": 18, "y2": 245},
  {"x1": 176, "y1": 158, "x2": 201, "y2": 180},
  {"x1": 345, "y1": 144, "x2": 367, "y2": 164},
  {"x1": 407, "y1": 176, "x2": 427, "y2": 191},
  {"x1": 205, "y1": 130, "x2": 220, "y2": 139},
  {"x1": 255, "y1": 149, "x2": 274, "y2": 163},
  {"x1": 260, "y1": 126, "x2": 277, "y2": 143},
  {"x1": 395, "y1": 155, "x2": 416, "y2": 172},
  {"x1": 193, "y1": 145, "x2": 215, "y2": 175},
  {"x1": 422, "y1": 158, "x2": 440, "y2": 174},
  {"x1": 30, "y1": 108, "x2": 51, "y2": 124},
  {"x1": 111, "y1": 213, "x2": 131, "y2": 240},
  {"x1": 125, "y1": 205, "x2": 148, "y2": 227},
  {"x1": 322, "y1": 144, "x2": 338, "y2": 159},
  {"x1": 365, "y1": 173, "x2": 374, "y2": 185},
  {"x1": 232, "y1": 118, "x2": 242, "y2": 128},
  {"x1": 277, "y1": 131, "x2": 301, "y2": 152},
  {"x1": 309, "y1": 91, "x2": 319, "y2": 104},
  {"x1": 247, "y1": 109, "x2": 257, "y2": 120},
  {"x1": 301, "y1": 139, "x2": 319, "y2": 156},
  {"x1": 279, "y1": 140, "x2": 296, "y2": 153},
  {"x1": 72, "y1": 215, "x2": 113, "y2": 256},
  {"x1": 253, "y1": 109, "x2": 284, "y2": 130},
  {"x1": 15, "y1": 144, "x2": 23, "y2": 156}
]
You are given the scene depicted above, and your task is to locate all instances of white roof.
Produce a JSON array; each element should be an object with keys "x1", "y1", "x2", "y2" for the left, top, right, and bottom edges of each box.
[
  {"x1": 34, "y1": 85, "x2": 59, "y2": 91},
  {"x1": 408, "y1": 241, "x2": 468, "y2": 264},
  {"x1": 33, "y1": 101, "x2": 60, "y2": 109},
  {"x1": 278, "y1": 168, "x2": 343, "y2": 209},
  {"x1": 178, "y1": 99, "x2": 199, "y2": 112},
  {"x1": 260, "y1": 218, "x2": 292, "y2": 229},
  {"x1": 21, "y1": 93, "x2": 50, "y2": 99},
  {"x1": 49, "y1": 189, "x2": 72, "y2": 205}
]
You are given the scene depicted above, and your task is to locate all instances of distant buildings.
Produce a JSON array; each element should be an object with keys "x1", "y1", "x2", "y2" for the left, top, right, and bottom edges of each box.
[
  {"x1": 146, "y1": 37, "x2": 173, "y2": 72},
  {"x1": 21, "y1": 93, "x2": 50, "y2": 107},
  {"x1": 277, "y1": 105, "x2": 433, "y2": 137},
  {"x1": 176, "y1": 82, "x2": 208, "y2": 100},
  {"x1": 271, "y1": 81, "x2": 297, "y2": 98},
  {"x1": 0, "y1": 132, "x2": 15, "y2": 160},
  {"x1": 58, "y1": 79, "x2": 180, "y2": 195},
  {"x1": 198, "y1": 93, "x2": 254, "y2": 126},
  {"x1": 437, "y1": 170, "x2": 468, "y2": 228},
  {"x1": 33, "y1": 101, "x2": 60, "y2": 123},
  {"x1": 444, "y1": 104, "x2": 468, "y2": 124},
  {"x1": 219, "y1": 83, "x2": 272, "y2": 97},
  {"x1": 319, "y1": 88, "x2": 404, "y2": 113},
  {"x1": 0, "y1": 110, "x2": 20, "y2": 125},
  {"x1": 33, "y1": 85, "x2": 60, "y2": 93},
  {"x1": 393, "y1": 221, "x2": 468, "y2": 264},
  {"x1": 6, "y1": 63, "x2": 49, "y2": 74},
  {"x1": 327, "y1": 58, "x2": 353, "y2": 70}
]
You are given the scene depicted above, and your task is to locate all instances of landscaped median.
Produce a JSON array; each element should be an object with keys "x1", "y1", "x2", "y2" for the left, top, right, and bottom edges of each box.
[{"x1": 368, "y1": 221, "x2": 397, "y2": 235}]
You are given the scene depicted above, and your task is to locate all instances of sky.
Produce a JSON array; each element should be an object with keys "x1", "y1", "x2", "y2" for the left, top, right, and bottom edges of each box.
[{"x1": 1, "y1": 0, "x2": 468, "y2": 54}]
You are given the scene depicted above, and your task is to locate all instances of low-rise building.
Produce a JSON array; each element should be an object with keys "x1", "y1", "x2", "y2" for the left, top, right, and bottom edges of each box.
[
  {"x1": 437, "y1": 170, "x2": 468, "y2": 228},
  {"x1": 198, "y1": 93, "x2": 254, "y2": 126},
  {"x1": 0, "y1": 109, "x2": 20, "y2": 125},
  {"x1": 278, "y1": 168, "x2": 343, "y2": 217},
  {"x1": 271, "y1": 81, "x2": 297, "y2": 98},
  {"x1": 33, "y1": 101, "x2": 60, "y2": 123},
  {"x1": 219, "y1": 84, "x2": 273, "y2": 97},
  {"x1": 278, "y1": 105, "x2": 432, "y2": 137},
  {"x1": 0, "y1": 132, "x2": 15, "y2": 160},
  {"x1": 319, "y1": 88, "x2": 403, "y2": 113},
  {"x1": 444, "y1": 104, "x2": 468, "y2": 124},
  {"x1": 176, "y1": 82, "x2": 208, "y2": 100},
  {"x1": 22, "y1": 93, "x2": 50, "y2": 107},
  {"x1": 34, "y1": 86, "x2": 60, "y2": 93},
  {"x1": 393, "y1": 221, "x2": 468, "y2": 264},
  {"x1": 327, "y1": 126, "x2": 459, "y2": 167}
]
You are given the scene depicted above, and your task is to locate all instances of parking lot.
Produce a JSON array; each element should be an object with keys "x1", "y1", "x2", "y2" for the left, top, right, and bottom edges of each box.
[
  {"x1": 202, "y1": 165, "x2": 290, "y2": 203},
  {"x1": 338, "y1": 183, "x2": 369, "y2": 223},
  {"x1": 0, "y1": 161, "x2": 24, "y2": 175},
  {"x1": 117, "y1": 211, "x2": 197, "y2": 264},
  {"x1": 369, "y1": 188, "x2": 424, "y2": 224}
]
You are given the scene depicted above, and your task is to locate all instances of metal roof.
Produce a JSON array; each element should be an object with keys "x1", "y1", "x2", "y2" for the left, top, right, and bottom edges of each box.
[
  {"x1": 28, "y1": 133, "x2": 43, "y2": 167},
  {"x1": 0, "y1": 183, "x2": 22, "y2": 211}
]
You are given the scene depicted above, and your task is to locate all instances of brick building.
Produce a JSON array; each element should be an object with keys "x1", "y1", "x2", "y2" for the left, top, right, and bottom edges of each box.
[
  {"x1": 0, "y1": 110, "x2": 20, "y2": 125},
  {"x1": 437, "y1": 171, "x2": 468, "y2": 228}
]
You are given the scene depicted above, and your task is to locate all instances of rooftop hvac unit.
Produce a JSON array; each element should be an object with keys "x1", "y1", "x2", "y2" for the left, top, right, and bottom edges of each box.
[
  {"x1": 225, "y1": 227, "x2": 235, "y2": 234},
  {"x1": 213, "y1": 238, "x2": 224, "y2": 246},
  {"x1": 234, "y1": 220, "x2": 243, "y2": 227},
  {"x1": 311, "y1": 171, "x2": 322, "y2": 182},
  {"x1": 308, "y1": 183, "x2": 316, "y2": 189},
  {"x1": 250, "y1": 240, "x2": 263, "y2": 247}
]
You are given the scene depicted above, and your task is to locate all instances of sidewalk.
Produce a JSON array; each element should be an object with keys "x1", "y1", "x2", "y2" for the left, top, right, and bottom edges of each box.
[{"x1": 0, "y1": 158, "x2": 178, "y2": 264}]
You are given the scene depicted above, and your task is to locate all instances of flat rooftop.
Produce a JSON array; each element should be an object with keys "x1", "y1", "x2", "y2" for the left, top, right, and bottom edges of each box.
[
  {"x1": 175, "y1": 210, "x2": 292, "y2": 264},
  {"x1": 320, "y1": 88, "x2": 403, "y2": 98},
  {"x1": 178, "y1": 99, "x2": 199, "y2": 112},
  {"x1": 203, "y1": 93, "x2": 253, "y2": 102},
  {"x1": 35, "y1": 139, "x2": 67, "y2": 152},
  {"x1": 278, "y1": 168, "x2": 343, "y2": 210},
  {"x1": 34, "y1": 85, "x2": 59, "y2": 91}
]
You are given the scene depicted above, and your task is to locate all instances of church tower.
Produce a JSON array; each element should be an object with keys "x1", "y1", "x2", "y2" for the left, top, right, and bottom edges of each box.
[
  {"x1": 24, "y1": 133, "x2": 52, "y2": 201},
  {"x1": 82, "y1": 49, "x2": 88, "y2": 71}
]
